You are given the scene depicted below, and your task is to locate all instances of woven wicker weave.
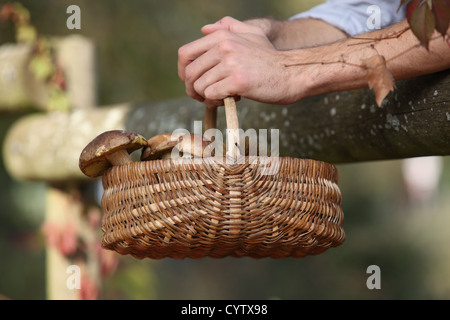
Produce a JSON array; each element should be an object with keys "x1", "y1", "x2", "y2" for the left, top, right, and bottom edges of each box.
[
  {"x1": 99, "y1": 98, "x2": 345, "y2": 259},
  {"x1": 100, "y1": 157, "x2": 344, "y2": 259}
]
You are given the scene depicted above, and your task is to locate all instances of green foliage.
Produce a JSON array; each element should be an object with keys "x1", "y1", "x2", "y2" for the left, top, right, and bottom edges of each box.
[
  {"x1": 29, "y1": 42, "x2": 54, "y2": 81},
  {"x1": 0, "y1": 2, "x2": 70, "y2": 111},
  {"x1": 103, "y1": 259, "x2": 157, "y2": 299},
  {"x1": 0, "y1": 2, "x2": 37, "y2": 43}
]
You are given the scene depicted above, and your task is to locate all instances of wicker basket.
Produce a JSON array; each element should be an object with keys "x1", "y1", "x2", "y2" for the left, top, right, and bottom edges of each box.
[{"x1": 100, "y1": 98, "x2": 345, "y2": 259}]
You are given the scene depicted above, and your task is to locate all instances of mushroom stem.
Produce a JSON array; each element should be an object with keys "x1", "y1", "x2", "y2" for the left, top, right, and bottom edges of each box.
[
  {"x1": 160, "y1": 152, "x2": 173, "y2": 160},
  {"x1": 105, "y1": 149, "x2": 133, "y2": 166}
]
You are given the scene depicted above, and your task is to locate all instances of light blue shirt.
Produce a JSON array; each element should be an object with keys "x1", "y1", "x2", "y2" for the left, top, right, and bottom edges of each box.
[{"x1": 290, "y1": 0, "x2": 407, "y2": 36}]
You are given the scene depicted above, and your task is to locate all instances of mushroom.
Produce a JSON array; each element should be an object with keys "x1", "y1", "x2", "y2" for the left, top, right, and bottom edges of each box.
[
  {"x1": 176, "y1": 133, "x2": 215, "y2": 158},
  {"x1": 79, "y1": 130, "x2": 147, "y2": 178},
  {"x1": 141, "y1": 133, "x2": 221, "y2": 160},
  {"x1": 140, "y1": 133, "x2": 184, "y2": 161}
]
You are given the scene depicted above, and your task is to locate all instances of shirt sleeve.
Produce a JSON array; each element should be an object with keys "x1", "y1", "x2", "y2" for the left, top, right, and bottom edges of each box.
[{"x1": 289, "y1": 0, "x2": 406, "y2": 36}]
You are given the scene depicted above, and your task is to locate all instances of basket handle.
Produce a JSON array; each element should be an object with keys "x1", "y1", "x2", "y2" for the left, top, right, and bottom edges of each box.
[
  {"x1": 204, "y1": 106, "x2": 217, "y2": 133},
  {"x1": 224, "y1": 97, "x2": 241, "y2": 159},
  {"x1": 223, "y1": 97, "x2": 242, "y2": 234},
  {"x1": 204, "y1": 97, "x2": 241, "y2": 159}
]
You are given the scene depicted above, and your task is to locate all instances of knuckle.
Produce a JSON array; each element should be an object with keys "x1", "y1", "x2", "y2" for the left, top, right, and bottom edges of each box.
[
  {"x1": 217, "y1": 40, "x2": 231, "y2": 54},
  {"x1": 222, "y1": 54, "x2": 239, "y2": 68},
  {"x1": 230, "y1": 72, "x2": 247, "y2": 92},
  {"x1": 220, "y1": 16, "x2": 234, "y2": 25},
  {"x1": 193, "y1": 79, "x2": 204, "y2": 94},
  {"x1": 204, "y1": 86, "x2": 218, "y2": 100},
  {"x1": 217, "y1": 38, "x2": 241, "y2": 56}
]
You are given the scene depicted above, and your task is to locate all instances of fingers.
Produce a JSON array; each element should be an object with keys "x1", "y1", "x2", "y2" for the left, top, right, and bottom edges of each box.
[
  {"x1": 178, "y1": 16, "x2": 267, "y2": 104},
  {"x1": 178, "y1": 28, "x2": 236, "y2": 82},
  {"x1": 204, "y1": 99, "x2": 224, "y2": 109},
  {"x1": 195, "y1": 58, "x2": 247, "y2": 102},
  {"x1": 178, "y1": 29, "x2": 243, "y2": 102},
  {"x1": 203, "y1": 76, "x2": 244, "y2": 102},
  {"x1": 184, "y1": 45, "x2": 223, "y2": 101},
  {"x1": 178, "y1": 33, "x2": 216, "y2": 82},
  {"x1": 185, "y1": 38, "x2": 250, "y2": 103},
  {"x1": 204, "y1": 95, "x2": 241, "y2": 109},
  {"x1": 201, "y1": 16, "x2": 265, "y2": 36}
]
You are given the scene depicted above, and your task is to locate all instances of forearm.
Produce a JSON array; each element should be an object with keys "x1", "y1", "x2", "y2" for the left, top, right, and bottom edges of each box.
[
  {"x1": 286, "y1": 20, "x2": 450, "y2": 99},
  {"x1": 245, "y1": 17, "x2": 349, "y2": 50},
  {"x1": 178, "y1": 16, "x2": 449, "y2": 107}
]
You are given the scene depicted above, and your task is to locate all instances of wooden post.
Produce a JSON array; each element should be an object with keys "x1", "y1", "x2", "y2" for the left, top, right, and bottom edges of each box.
[
  {"x1": 43, "y1": 35, "x2": 98, "y2": 300},
  {"x1": 0, "y1": 43, "x2": 48, "y2": 111},
  {"x1": 0, "y1": 36, "x2": 99, "y2": 299},
  {"x1": 0, "y1": 35, "x2": 96, "y2": 111},
  {"x1": 45, "y1": 184, "x2": 100, "y2": 300}
]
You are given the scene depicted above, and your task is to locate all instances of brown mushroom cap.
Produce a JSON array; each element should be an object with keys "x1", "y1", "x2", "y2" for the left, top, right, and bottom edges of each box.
[
  {"x1": 79, "y1": 130, "x2": 147, "y2": 178},
  {"x1": 140, "y1": 133, "x2": 184, "y2": 161},
  {"x1": 141, "y1": 133, "x2": 219, "y2": 160}
]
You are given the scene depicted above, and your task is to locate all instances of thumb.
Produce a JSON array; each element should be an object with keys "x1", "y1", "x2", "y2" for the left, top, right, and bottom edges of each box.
[{"x1": 201, "y1": 16, "x2": 260, "y2": 35}]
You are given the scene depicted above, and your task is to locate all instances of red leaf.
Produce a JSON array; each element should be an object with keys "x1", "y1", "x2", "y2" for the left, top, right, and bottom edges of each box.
[
  {"x1": 79, "y1": 275, "x2": 99, "y2": 300},
  {"x1": 98, "y1": 244, "x2": 119, "y2": 277},
  {"x1": 410, "y1": 1, "x2": 436, "y2": 49},
  {"x1": 59, "y1": 223, "x2": 78, "y2": 256},
  {"x1": 432, "y1": 0, "x2": 450, "y2": 36},
  {"x1": 41, "y1": 222, "x2": 78, "y2": 256},
  {"x1": 406, "y1": 0, "x2": 423, "y2": 22},
  {"x1": 0, "y1": 3, "x2": 14, "y2": 21}
]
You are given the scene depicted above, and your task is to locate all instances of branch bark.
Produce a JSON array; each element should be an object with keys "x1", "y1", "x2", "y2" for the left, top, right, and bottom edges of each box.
[{"x1": 3, "y1": 69, "x2": 449, "y2": 182}]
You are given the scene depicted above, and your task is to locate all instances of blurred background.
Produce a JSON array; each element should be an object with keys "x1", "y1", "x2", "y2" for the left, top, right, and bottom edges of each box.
[{"x1": 0, "y1": 0, "x2": 449, "y2": 300}]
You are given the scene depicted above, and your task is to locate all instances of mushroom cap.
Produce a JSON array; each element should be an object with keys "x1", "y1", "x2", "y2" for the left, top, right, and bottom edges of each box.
[
  {"x1": 175, "y1": 134, "x2": 213, "y2": 157},
  {"x1": 140, "y1": 133, "x2": 184, "y2": 161},
  {"x1": 79, "y1": 130, "x2": 147, "y2": 178}
]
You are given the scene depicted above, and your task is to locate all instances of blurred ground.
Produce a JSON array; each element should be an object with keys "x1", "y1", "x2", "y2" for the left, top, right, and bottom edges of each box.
[{"x1": 0, "y1": 0, "x2": 449, "y2": 300}]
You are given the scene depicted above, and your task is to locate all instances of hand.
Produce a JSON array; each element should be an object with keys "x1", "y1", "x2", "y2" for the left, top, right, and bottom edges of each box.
[{"x1": 178, "y1": 16, "x2": 301, "y2": 108}]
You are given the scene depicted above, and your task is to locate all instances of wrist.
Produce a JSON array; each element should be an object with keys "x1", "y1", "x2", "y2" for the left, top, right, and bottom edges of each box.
[
  {"x1": 244, "y1": 18, "x2": 281, "y2": 42},
  {"x1": 283, "y1": 43, "x2": 370, "y2": 100}
]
